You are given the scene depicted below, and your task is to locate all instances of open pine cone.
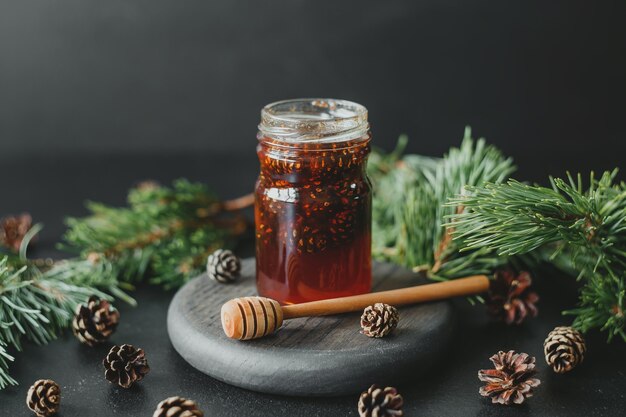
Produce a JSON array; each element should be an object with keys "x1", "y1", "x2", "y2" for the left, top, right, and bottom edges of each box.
[
  {"x1": 153, "y1": 396, "x2": 204, "y2": 417},
  {"x1": 0, "y1": 213, "x2": 34, "y2": 252},
  {"x1": 206, "y1": 249, "x2": 241, "y2": 283},
  {"x1": 544, "y1": 326, "x2": 586, "y2": 373},
  {"x1": 72, "y1": 296, "x2": 120, "y2": 346},
  {"x1": 103, "y1": 344, "x2": 150, "y2": 388},
  {"x1": 487, "y1": 270, "x2": 539, "y2": 325},
  {"x1": 26, "y1": 379, "x2": 61, "y2": 417},
  {"x1": 360, "y1": 303, "x2": 399, "y2": 338},
  {"x1": 358, "y1": 384, "x2": 404, "y2": 417},
  {"x1": 478, "y1": 350, "x2": 541, "y2": 405}
]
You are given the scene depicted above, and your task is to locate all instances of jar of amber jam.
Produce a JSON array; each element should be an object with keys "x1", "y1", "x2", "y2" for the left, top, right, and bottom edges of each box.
[{"x1": 255, "y1": 99, "x2": 372, "y2": 304}]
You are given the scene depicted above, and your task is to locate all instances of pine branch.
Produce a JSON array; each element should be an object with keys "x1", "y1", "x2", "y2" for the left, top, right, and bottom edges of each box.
[
  {"x1": 449, "y1": 170, "x2": 626, "y2": 340},
  {"x1": 1, "y1": 179, "x2": 252, "y2": 389},
  {"x1": 0, "y1": 255, "x2": 115, "y2": 388},
  {"x1": 42, "y1": 257, "x2": 136, "y2": 306},
  {"x1": 60, "y1": 179, "x2": 250, "y2": 290},
  {"x1": 0, "y1": 339, "x2": 16, "y2": 389},
  {"x1": 369, "y1": 127, "x2": 518, "y2": 280}
]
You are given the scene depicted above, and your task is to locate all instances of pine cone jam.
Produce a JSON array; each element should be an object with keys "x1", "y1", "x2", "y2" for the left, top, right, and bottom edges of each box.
[{"x1": 256, "y1": 99, "x2": 372, "y2": 304}]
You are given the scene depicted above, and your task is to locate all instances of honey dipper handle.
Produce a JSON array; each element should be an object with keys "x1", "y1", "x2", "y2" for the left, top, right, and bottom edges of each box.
[{"x1": 281, "y1": 274, "x2": 490, "y2": 319}]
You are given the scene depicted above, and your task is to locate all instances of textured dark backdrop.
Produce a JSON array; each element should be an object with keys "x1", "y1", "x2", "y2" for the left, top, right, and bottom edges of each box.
[{"x1": 1, "y1": 0, "x2": 625, "y2": 182}]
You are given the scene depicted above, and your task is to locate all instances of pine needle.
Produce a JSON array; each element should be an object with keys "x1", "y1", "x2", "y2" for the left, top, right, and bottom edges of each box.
[
  {"x1": 449, "y1": 170, "x2": 626, "y2": 340},
  {"x1": 0, "y1": 255, "x2": 116, "y2": 388},
  {"x1": 0, "y1": 179, "x2": 250, "y2": 388},
  {"x1": 369, "y1": 127, "x2": 517, "y2": 279}
]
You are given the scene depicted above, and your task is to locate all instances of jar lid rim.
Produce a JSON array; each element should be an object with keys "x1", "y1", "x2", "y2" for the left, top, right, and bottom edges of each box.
[{"x1": 259, "y1": 98, "x2": 369, "y2": 143}]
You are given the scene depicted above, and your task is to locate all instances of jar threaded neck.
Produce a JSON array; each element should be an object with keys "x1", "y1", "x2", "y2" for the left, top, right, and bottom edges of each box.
[{"x1": 258, "y1": 98, "x2": 369, "y2": 144}]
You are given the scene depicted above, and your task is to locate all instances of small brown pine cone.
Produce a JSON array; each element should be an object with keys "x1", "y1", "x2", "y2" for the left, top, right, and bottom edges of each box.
[
  {"x1": 478, "y1": 350, "x2": 541, "y2": 405},
  {"x1": 358, "y1": 384, "x2": 404, "y2": 417},
  {"x1": 544, "y1": 326, "x2": 586, "y2": 373},
  {"x1": 487, "y1": 270, "x2": 539, "y2": 325},
  {"x1": 103, "y1": 344, "x2": 150, "y2": 388},
  {"x1": 72, "y1": 296, "x2": 120, "y2": 346},
  {"x1": 26, "y1": 379, "x2": 60, "y2": 417},
  {"x1": 153, "y1": 396, "x2": 204, "y2": 417},
  {"x1": 0, "y1": 213, "x2": 34, "y2": 252},
  {"x1": 206, "y1": 249, "x2": 241, "y2": 283},
  {"x1": 361, "y1": 303, "x2": 399, "y2": 338}
]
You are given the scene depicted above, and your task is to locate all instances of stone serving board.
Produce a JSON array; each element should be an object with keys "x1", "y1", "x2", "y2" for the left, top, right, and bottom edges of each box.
[{"x1": 167, "y1": 258, "x2": 455, "y2": 396}]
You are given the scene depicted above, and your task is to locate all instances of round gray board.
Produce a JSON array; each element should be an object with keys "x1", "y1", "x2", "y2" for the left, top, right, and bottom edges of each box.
[{"x1": 167, "y1": 258, "x2": 455, "y2": 396}]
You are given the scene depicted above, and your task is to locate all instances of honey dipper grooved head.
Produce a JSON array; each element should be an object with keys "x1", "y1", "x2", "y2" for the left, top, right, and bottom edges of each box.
[{"x1": 221, "y1": 297, "x2": 283, "y2": 340}]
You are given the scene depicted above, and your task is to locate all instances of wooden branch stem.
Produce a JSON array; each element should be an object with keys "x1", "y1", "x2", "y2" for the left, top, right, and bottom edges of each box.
[{"x1": 222, "y1": 193, "x2": 255, "y2": 211}]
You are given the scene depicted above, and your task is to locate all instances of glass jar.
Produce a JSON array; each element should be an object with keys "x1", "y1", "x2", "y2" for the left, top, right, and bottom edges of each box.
[{"x1": 255, "y1": 99, "x2": 372, "y2": 304}]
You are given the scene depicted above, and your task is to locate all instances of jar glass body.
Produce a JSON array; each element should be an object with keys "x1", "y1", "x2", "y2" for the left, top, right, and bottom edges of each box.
[{"x1": 255, "y1": 99, "x2": 372, "y2": 304}]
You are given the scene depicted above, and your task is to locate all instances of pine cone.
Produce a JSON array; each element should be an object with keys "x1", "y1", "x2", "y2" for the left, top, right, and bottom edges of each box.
[
  {"x1": 206, "y1": 249, "x2": 241, "y2": 283},
  {"x1": 72, "y1": 296, "x2": 120, "y2": 346},
  {"x1": 153, "y1": 396, "x2": 204, "y2": 417},
  {"x1": 26, "y1": 379, "x2": 61, "y2": 417},
  {"x1": 0, "y1": 213, "x2": 34, "y2": 252},
  {"x1": 360, "y1": 303, "x2": 399, "y2": 338},
  {"x1": 358, "y1": 384, "x2": 404, "y2": 417},
  {"x1": 544, "y1": 326, "x2": 586, "y2": 374},
  {"x1": 487, "y1": 270, "x2": 539, "y2": 325},
  {"x1": 103, "y1": 344, "x2": 150, "y2": 388},
  {"x1": 478, "y1": 350, "x2": 541, "y2": 405}
]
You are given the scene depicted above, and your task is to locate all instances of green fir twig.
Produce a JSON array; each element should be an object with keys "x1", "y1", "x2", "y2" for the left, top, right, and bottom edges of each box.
[
  {"x1": 58, "y1": 179, "x2": 250, "y2": 290},
  {"x1": 369, "y1": 127, "x2": 517, "y2": 280},
  {"x1": 0, "y1": 179, "x2": 252, "y2": 388},
  {"x1": 448, "y1": 170, "x2": 626, "y2": 341},
  {"x1": 0, "y1": 255, "x2": 115, "y2": 388}
]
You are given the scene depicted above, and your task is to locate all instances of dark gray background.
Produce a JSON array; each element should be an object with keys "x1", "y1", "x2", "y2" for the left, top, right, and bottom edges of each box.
[{"x1": 1, "y1": 0, "x2": 625, "y2": 182}]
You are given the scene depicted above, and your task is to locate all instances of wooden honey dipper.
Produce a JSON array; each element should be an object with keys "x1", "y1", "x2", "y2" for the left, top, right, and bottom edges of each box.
[{"x1": 221, "y1": 274, "x2": 490, "y2": 340}]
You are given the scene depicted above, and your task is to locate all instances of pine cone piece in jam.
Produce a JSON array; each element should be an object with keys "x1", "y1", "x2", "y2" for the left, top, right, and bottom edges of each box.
[
  {"x1": 206, "y1": 249, "x2": 241, "y2": 283},
  {"x1": 153, "y1": 396, "x2": 204, "y2": 417},
  {"x1": 0, "y1": 213, "x2": 34, "y2": 252},
  {"x1": 26, "y1": 379, "x2": 61, "y2": 417},
  {"x1": 487, "y1": 270, "x2": 539, "y2": 325},
  {"x1": 478, "y1": 350, "x2": 541, "y2": 405},
  {"x1": 103, "y1": 344, "x2": 150, "y2": 388},
  {"x1": 544, "y1": 326, "x2": 586, "y2": 373},
  {"x1": 358, "y1": 384, "x2": 404, "y2": 417},
  {"x1": 361, "y1": 303, "x2": 399, "y2": 338},
  {"x1": 72, "y1": 296, "x2": 120, "y2": 346}
]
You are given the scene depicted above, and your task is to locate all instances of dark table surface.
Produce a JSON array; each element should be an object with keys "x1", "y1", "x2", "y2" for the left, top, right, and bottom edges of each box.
[{"x1": 1, "y1": 153, "x2": 625, "y2": 416}]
